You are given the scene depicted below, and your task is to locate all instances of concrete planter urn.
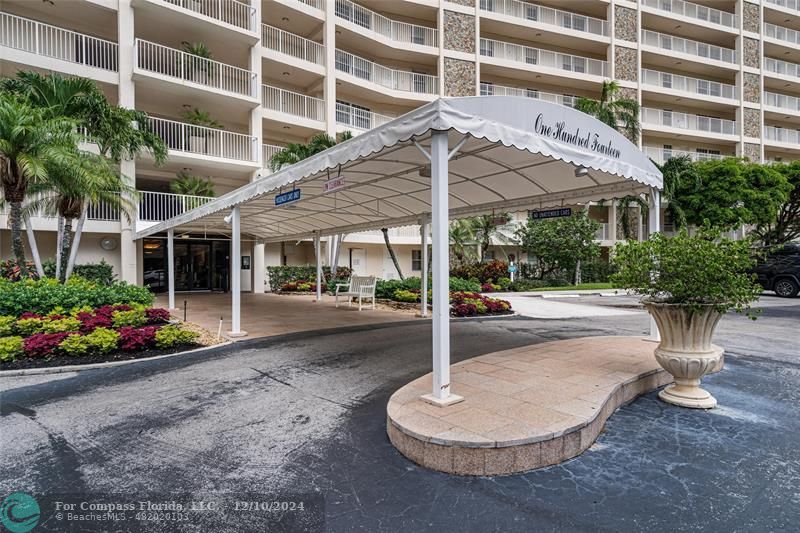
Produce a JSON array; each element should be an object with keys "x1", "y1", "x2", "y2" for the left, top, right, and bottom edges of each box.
[{"x1": 644, "y1": 301, "x2": 724, "y2": 409}]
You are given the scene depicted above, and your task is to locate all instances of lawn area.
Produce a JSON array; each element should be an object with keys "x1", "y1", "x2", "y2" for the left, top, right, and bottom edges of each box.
[{"x1": 531, "y1": 283, "x2": 616, "y2": 292}]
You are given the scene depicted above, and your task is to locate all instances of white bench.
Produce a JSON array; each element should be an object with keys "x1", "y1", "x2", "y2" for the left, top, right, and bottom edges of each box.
[{"x1": 335, "y1": 275, "x2": 377, "y2": 310}]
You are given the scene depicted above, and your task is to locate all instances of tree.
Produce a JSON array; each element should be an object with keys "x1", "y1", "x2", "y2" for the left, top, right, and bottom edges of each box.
[
  {"x1": 753, "y1": 161, "x2": 800, "y2": 246},
  {"x1": 675, "y1": 158, "x2": 790, "y2": 232},
  {"x1": 575, "y1": 80, "x2": 640, "y2": 143},
  {"x1": 656, "y1": 154, "x2": 698, "y2": 231},
  {"x1": 612, "y1": 194, "x2": 649, "y2": 240},
  {"x1": 449, "y1": 219, "x2": 477, "y2": 265},
  {"x1": 470, "y1": 213, "x2": 512, "y2": 260},
  {"x1": 381, "y1": 228, "x2": 404, "y2": 280},
  {"x1": 515, "y1": 213, "x2": 600, "y2": 282},
  {"x1": 0, "y1": 94, "x2": 76, "y2": 276}
]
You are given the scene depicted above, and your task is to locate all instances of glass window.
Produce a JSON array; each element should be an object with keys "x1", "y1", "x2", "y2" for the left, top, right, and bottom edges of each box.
[{"x1": 412, "y1": 250, "x2": 422, "y2": 271}]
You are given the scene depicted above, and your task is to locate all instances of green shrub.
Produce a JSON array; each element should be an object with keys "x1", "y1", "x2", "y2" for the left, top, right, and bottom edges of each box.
[
  {"x1": 86, "y1": 328, "x2": 120, "y2": 354},
  {"x1": 267, "y1": 266, "x2": 354, "y2": 289},
  {"x1": 0, "y1": 316, "x2": 16, "y2": 336},
  {"x1": 0, "y1": 277, "x2": 154, "y2": 317},
  {"x1": 43, "y1": 259, "x2": 116, "y2": 285},
  {"x1": 155, "y1": 325, "x2": 199, "y2": 349},
  {"x1": 393, "y1": 289, "x2": 419, "y2": 303},
  {"x1": 580, "y1": 259, "x2": 618, "y2": 283},
  {"x1": 497, "y1": 277, "x2": 512, "y2": 290},
  {"x1": 0, "y1": 336, "x2": 23, "y2": 362},
  {"x1": 41, "y1": 317, "x2": 81, "y2": 334},
  {"x1": 16, "y1": 318, "x2": 45, "y2": 336},
  {"x1": 58, "y1": 333, "x2": 92, "y2": 356},
  {"x1": 448, "y1": 277, "x2": 481, "y2": 293},
  {"x1": 112, "y1": 309, "x2": 147, "y2": 328}
]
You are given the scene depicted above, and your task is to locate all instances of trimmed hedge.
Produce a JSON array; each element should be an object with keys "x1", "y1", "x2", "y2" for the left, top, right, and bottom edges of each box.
[
  {"x1": 375, "y1": 277, "x2": 481, "y2": 299},
  {"x1": 0, "y1": 277, "x2": 154, "y2": 317},
  {"x1": 267, "y1": 265, "x2": 353, "y2": 290}
]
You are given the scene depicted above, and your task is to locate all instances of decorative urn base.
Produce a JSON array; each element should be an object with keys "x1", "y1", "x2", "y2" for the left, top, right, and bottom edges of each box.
[{"x1": 644, "y1": 302, "x2": 725, "y2": 409}]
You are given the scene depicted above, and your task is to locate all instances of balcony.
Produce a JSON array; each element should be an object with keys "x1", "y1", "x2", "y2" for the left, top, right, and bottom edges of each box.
[
  {"x1": 134, "y1": 39, "x2": 258, "y2": 99},
  {"x1": 765, "y1": 57, "x2": 800, "y2": 80},
  {"x1": 479, "y1": 0, "x2": 608, "y2": 37},
  {"x1": 643, "y1": 146, "x2": 726, "y2": 164},
  {"x1": 262, "y1": 84, "x2": 326, "y2": 121},
  {"x1": 479, "y1": 82, "x2": 577, "y2": 107},
  {"x1": 765, "y1": 92, "x2": 800, "y2": 113},
  {"x1": 641, "y1": 108, "x2": 737, "y2": 136},
  {"x1": 594, "y1": 223, "x2": 611, "y2": 241},
  {"x1": 641, "y1": 30, "x2": 736, "y2": 64},
  {"x1": 262, "y1": 24, "x2": 325, "y2": 67},
  {"x1": 764, "y1": 125, "x2": 800, "y2": 146},
  {"x1": 764, "y1": 23, "x2": 800, "y2": 46},
  {"x1": 641, "y1": 69, "x2": 736, "y2": 101},
  {"x1": 154, "y1": 0, "x2": 256, "y2": 32},
  {"x1": 335, "y1": 102, "x2": 393, "y2": 132},
  {"x1": 479, "y1": 38, "x2": 608, "y2": 77},
  {"x1": 1, "y1": 12, "x2": 118, "y2": 80},
  {"x1": 334, "y1": 50, "x2": 438, "y2": 95},
  {"x1": 334, "y1": 0, "x2": 438, "y2": 48},
  {"x1": 765, "y1": 0, "x2": 799, "y2": 12},
  {"x1": 138, "y1": 191, "x2": 215, "y2": 222},
  {"x1": 640, "y1": 0, "x2": 736, "y2": 29},
  {"x1": 149, "y1": 116, "x2": 258, "y2": 164}
]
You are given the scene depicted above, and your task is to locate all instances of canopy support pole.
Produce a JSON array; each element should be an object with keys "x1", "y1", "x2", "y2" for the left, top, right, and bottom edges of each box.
[
  {"x1": 314, "y1": 231, "x2": 322, "y2": 302},
  {"x1": 228, "y1": 206, "x2": 247, "y2": 337},
  {"x1": 647, "y1": 188, "x2": 661, "y2": 342},
  {"x1": 420, "y1": 213, "x2": 429, "y2": 318},
  {"x1": 167, "y1": 228, "x2": 176, "y2": 311},
  {"x1": 423, "y1": 131, "x2": 463, "y2": 407}
]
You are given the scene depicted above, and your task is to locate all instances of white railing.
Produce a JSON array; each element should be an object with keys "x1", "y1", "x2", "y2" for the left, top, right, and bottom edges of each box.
[
  {"x1": 335, "y1": 102, "x2": 393, "y2": 131},
  {"x1": 334, "y1": 0, "x2": 438, "y2": 47},
  {"x1": 138, "y1": 191, "x2": 215, "y2": 222},
  {"x1": 262, "y1": 84, "x2": 326, "y2": 121},
  {"x1": 641, "y1": 69, "x2": 736, "y2": 100},
  {"x1": 764, "y1": 125, "x2": 800, "y2": 145},
  {"x1": 1, "y1": 12, "x2": 118, "y2": 71},
  {"x1": 479, "y1": 38, "x2": 608, "y2": 77},
  {"x1": 0, "y1": 193, "x2": 121, "y2": 221},
  {"x1": 297, "y1": 0, "x2": 325, "y2": 10},
  {"x1": 765, "y1": 0, "x2": 800, "y2": 12},
  {"x1": 262, "y1": 24, "x2": 325, "y2": 65},
  {"x1": 642, "y1": 108, "x2": 736, "y2": 135},
  {"x1": 764, "y1": 23, "x2": 800, "y2": 46},
  {"x1": 263, "y1": 144, "x2": 284, "y2": 165},
  {"x1": 594, "y1": 223, "x2": 610, "y2": 241},
  {"x1": 640, "y1": 0, "x2": 736, "y2": 28},
  {"x1": 644, "y1": 146, "x2": 726, "y2": 164},
  {"x1": 134, "y1": 39, "x2": 257, "y2": 97},
  {"x1": 765, "y1": 92, "x2": 800, "y2": 112},
  {"x1": 149, "y1": 117, "x2": 257, "y2": 161},
  {"x1": 764, "y1": 57, "x2": 800, "y2": 79},
  {"x1": 641, "y1": 30, "x2": 736, "y2": 64},
  {"x1": 479, "y1": 82, "x2": 577, "y2": 107},
  {"x1": 160, "y1": 0, "x2": 256, "y2": 31},
  {"x1": 479, "y1": 0, "x2": 608, "y2": 36},
  {"x1": 334, "y1": 50, "x2": 438, "y2": 94}
]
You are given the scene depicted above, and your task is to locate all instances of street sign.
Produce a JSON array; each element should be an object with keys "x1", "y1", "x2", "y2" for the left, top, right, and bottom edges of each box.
[
  {"x1": 530, "y1": 207, "x2": 572, "y2": 220},
  {"x1": 275, "y1": 189, "x2": 301, "y2": 206},
  {"x1": 508, "y1": 265, "x2": 517, "y2": 273},
  {"x1": 323, "y1": 176, "x2": 345, "y2": 193}
]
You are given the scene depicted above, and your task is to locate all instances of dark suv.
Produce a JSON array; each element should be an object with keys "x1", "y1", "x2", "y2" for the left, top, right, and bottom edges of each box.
[{"x1": 753, "y1": 243, "x2": 800, "y2": 298}]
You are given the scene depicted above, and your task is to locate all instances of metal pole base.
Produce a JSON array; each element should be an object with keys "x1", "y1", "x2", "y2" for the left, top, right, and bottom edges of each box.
[{"x1": 421, "y1": 393, "x2": 464, "y2": 407}]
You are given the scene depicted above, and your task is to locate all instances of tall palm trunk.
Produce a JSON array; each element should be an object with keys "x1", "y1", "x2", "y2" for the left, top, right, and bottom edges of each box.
[
  {"x1": 381, "y1": 228, "x2": 404, "y2": 280},
  {"x1": 65, "y1": 205, "x2": 88, "y2": 280},
  {"x1": 23, "y1": 215, "x2": 45, "y2": 278},
  {"x1": 60, "y1": 217, "x2": 74, "y2": 282},
  {"x1": 55, "y1": 217, "x2": 64, "y2": 280},
  {"x1": 8, "y1": 200, "x2": 28, "y2": 275}
]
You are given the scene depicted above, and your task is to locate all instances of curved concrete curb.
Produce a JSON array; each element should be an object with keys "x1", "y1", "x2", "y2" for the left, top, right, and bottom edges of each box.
[{"x1": 0, "y1": 341, "x2": 233, "y2": 377}]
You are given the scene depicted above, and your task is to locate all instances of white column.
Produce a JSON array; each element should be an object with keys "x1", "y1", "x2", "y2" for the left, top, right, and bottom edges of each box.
[
  {"x1": 314, "y1": 232, "x2": 322, "y2": 302},
  {"x1": 423, "y1": 131, "x2": 462, "y2": 406},
  {"x1": 118, "y1": 1, "x2": 137, "y2": 284},
  {"x1": 420, "y1": 214, "x2": 429, "y2": 318},
  {"x1": 253, "y1": 242, "x2": 265, "y2": 294},
  {"x1": 648, "y1": 188, "x2": 661, "y2": 342},
  {"x1": 249, "y1": 0, "x2": 263, "y2": 178},
  {"x1": 228, "y1": 206, "x2": 246, "y2": 337},
  {"x1": 167, "y1": 228, "x2": 175, "y2": 310},
  {"x1": 609, "y1": 201, "x2": 618, "y2": 243}
]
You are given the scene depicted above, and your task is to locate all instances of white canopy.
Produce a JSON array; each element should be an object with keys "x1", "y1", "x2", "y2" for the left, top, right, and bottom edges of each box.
[{"x1": 136, "y1": 96, "x2": 661, "y2": 242}]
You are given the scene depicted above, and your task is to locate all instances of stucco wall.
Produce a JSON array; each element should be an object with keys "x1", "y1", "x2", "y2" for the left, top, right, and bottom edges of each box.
[{"x1": 0, "y1": 229, "x2": 123, "y2": 275}]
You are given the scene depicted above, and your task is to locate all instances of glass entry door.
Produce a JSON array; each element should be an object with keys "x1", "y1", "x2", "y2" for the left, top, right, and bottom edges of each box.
[{"x1": 174, "y1": 242, "x2": 212, "y2": 291}]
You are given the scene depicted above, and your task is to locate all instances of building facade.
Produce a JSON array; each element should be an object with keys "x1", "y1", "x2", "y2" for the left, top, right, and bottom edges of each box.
[{"x1": 1, "y1": 0, "x2": 798, "y2": 289}]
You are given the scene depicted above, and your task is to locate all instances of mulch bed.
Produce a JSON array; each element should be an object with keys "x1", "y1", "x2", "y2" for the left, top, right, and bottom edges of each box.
[{"x1": 0, "y1": 344, "x2": 207, "y2": 371}]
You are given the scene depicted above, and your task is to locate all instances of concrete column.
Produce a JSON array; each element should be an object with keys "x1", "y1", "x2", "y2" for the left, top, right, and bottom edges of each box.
[
  {"x1": 250, "y1": 0, "x2": 263, "y2": 179},
  {"x1": 648, "y1": 188, "x2": 662, "y2": 342},
  {"x1": 167, "y1": 228, "x2": 175, "y2": 310},
  {"x1": 118, "y1": 1, "x2": 137, "y2": 283},
  {"x1": 323, "y1": 0, "x2": 337, "y2": 135},
  {"x1": 228, "y1": 206, "x2": 246, "y2": 337},
  {"x1": 609, "y1": 202, "x2": 618, "y2": 243},
  {"x1": 420, "y1": 214, "x2": 429, "y2": 318},
  {"x1": 314, "y1": 232, "x2": 322, "y2": 302},
  {"x1": 253, "y1": 242, "x2": 265, "y2": 294}
]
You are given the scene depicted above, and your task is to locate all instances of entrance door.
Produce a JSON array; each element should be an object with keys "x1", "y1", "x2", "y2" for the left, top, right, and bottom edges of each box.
[
  {"x1": 174, "y1": 243, "x2": 212, "y2": 291},
  {"x1": 350, "y1": 248, "x2": 367, "y2": 276}
]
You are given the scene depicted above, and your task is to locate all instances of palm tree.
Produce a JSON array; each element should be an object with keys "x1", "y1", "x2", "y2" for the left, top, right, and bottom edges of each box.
[
  {"x1": 470, "y1": 213, "x2": 512, "y2": 260},
  {"x1": 575, "y1": 80, "x2": 640, "y2": 143},
  {"x1": 656, "y1": 154, "x2": 698, "y2": 231},
  {"x1": 604, "y1": 195, "x2": 649, "y2": 240},
  {"x1": 171, "y1": 171, "x2": 215, "y2": 209},
  {"x1": 0, "y1": 94, "x2": 76, "y2": 277},
  {"x1": 449, "y1": 219, "x2": 477, "y2": 265},
  {"x1": 381, "y1": 228, "x2": 404, "y2": 280}
]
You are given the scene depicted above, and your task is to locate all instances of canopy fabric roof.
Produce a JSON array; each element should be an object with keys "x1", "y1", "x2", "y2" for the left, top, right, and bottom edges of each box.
[{"x1": 137, "y1": 96, "x2": 662, "y2": 242}]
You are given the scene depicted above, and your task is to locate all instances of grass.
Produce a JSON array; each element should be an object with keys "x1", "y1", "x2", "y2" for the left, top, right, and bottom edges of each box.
[{"x1": 532, "y1": 283, "x2": 616, "y2": 292}]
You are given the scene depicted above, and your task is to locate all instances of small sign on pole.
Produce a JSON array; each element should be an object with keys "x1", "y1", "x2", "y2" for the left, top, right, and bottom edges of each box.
[
  {"x1": 275, "y1": 189, "x2": 301, "y2": 206},
  {"x1": 323, "y1": 176, "x2": 345, "y2": 193}
]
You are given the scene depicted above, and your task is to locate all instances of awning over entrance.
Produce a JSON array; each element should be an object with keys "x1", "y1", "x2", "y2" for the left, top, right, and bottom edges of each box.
[{"x1": 136, "y1": 97, "x2": 661, "y2": 242}]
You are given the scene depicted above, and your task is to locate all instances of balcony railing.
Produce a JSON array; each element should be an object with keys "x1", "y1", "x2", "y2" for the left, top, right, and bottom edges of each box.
[
  {"x1": 297, "y1": 0, "x2": 325, "y2": 10},
  {"x1": 1, "y1": 12, "x2": 118, "y2": 71},
  {"x1": 765, "y1": 92, "x2": 800, "y2": 112},
  {"x1": 765, "y1": 0, "x2": 800, "y2": 12},
  {"x1": 262, "y1": 24, "x2": 325, "y2": 65},
  {"x1": 135, "y1": 39, "x2": 257, "y2": 97},
  {"x1": 640, "y1": 0, "x2": 736, "y2": 28},
  {"x1": 594, "y1": 223, "x2": 610, "y2": 241},
  {"x1": 334, "y1": 50, "x2": 438, "y2": 94},
  {"x1": 149, "y1": 117, "x2": 258, "y2": 161},
  {"x1": 643, "y1": 146, "x2": 726, "y2": 164},
  {"x1": 479, "y1": 0, "x2": 608, "y2": 36},
  {"x1": 262, "y1": 84, "x2": 326, "y2": 121},
  {"x1": 335, "y1": 102, "x2": 393, "y2": 131},
  {"x1": 479, "y1": 82, "x2": 577, "y2": 107},
  {"x1": 764, "y1": 23, "x2": 800, "y2": 46},
  {"x1": 642, "y1": 108, "x2": 736, "y2": 135},
  {"x1": 641, "y1": 30, "x2": 736, "y2": 64},
  {"x1": 263, "y1": 144, "x2": 284, "y2": 165},
  {"x1": 479, "y1": 38, "x2": 608, "y2": 76},
  {"x1": 160, "y1": 0, "x2": 256, "y2": 31},
  {"x1": 764, "y1": 125, "x2": 800, "y2": 144},
  {"x1": 641, "y1": 69, "x2": 736, "y2": 100},
  {"x1": 138, "y1": 191, "x2": 215, "y2": 222},
  {"x1": 765, "y1": 57, "x2": 800, "y2": 80},
  {"x1": 334, "y1": 0, "x2": 438, "y2": 47}
]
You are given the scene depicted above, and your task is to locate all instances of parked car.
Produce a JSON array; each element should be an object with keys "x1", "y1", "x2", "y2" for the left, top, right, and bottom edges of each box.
[{"x1": 753, "y1": 243, "x2": 800, "y2": 298}]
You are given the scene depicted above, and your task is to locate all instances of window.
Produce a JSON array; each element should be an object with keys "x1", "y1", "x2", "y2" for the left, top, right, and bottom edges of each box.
[
  {"x1": 662, "y1": 144, "x2": 673, "y2": 161},
  {"x1": 480, "y1": 39, "x2": 494, "y2": 57},
  {"x1": 412, "y1": 250, "x2": 422, "y2": 271},
  {"x1": 662, "y1": 110, "x2": 673, "y2": 127},
  {"x1": 412, "y1": 71, "x2": 427, "y2": 93},
  {"x1": 525, "y1": 88, "x2": 539, "y2": 99},
  {"x1": 661, "y1": 72, "x2": 672, "y2": 89},
  {"x1": 697, "y1": 80, "x2": 720, "y2": 97},
  {"x1": 336, "y1": 101, "x2": 372, "y2": 129},
  {"x1": 480, "y1": 0, "x2": 495, "y2": 11},
  {"x1": 525, "y1": 47, "x2": 537, "y2": 65},
  {"x1": 411, "y1": 26, "x2": 426, "y2": 45},
  {"x1": 480, "y1": 82, "x2": 494, "y2": 96},
  {"x1": 483, "y1": 250, "x2": 495, "y2": 261},
  {"x1": 695, "y1": 148, "x2": 720, "y2": 161},
  {"x1": 564, "y1": 14, "x2": 586, "y2": 32},
  {"x1": 335, "y1": 50, "x2": 351, "y2": 74},
  {"x1": 525, "y1": 5, "x2": 538, "y2": 21}
]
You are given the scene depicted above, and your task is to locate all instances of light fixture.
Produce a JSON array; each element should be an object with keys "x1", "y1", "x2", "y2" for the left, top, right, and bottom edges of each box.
[
  {"x1": 282, "y1": 71, "x2": 290, "y2": 76},
  {"x1": 419, "y1": 164, "x2": 431, "y2": 178},
  {"x1": 283, "y1": 125, "x2": 290, "y2": 129},
  {"x1": 100, "y1": 236, "x2": 118, "y2": 251},
  {"x1": 574, "y1": 165, "x2": 590, "y2": 178},
  {"x1": 143, "y1": 242, "x2": 161, "y2": 250},
  {"x1": 224, "y1": 212, "x2": 233, "y2": 224},
  {"x1": 282, "y1": 16, "x2": 289, "y2": 21}
]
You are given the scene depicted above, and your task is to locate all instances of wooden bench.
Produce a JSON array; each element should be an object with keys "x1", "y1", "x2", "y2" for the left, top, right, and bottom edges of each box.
[{"x1": 335, "y1": 275, "x2": 377, "y2": 310}]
